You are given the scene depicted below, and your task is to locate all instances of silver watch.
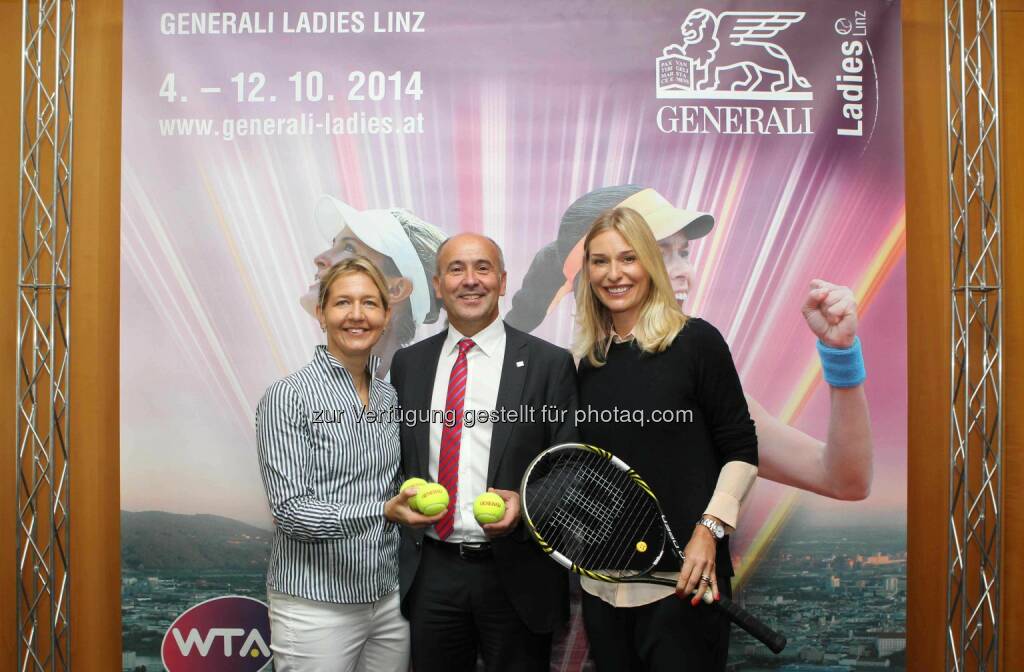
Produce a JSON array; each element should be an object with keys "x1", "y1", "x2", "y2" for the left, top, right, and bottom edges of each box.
[{"x1": 697, "y1": 516, "x2": 725, "y2": 540}]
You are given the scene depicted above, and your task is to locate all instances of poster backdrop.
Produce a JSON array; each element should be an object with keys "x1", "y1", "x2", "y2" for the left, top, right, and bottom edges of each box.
[{"x1": 120, "y1": 1, "x2": 906, "y2": 669}]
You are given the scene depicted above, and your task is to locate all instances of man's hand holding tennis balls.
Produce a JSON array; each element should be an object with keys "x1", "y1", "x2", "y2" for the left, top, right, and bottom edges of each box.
[
  {"x1": 479, "y1": 488, "x2": 520, "y2": 538},
  {"x1": 384, "y1": 479, "x2": 445, "y2": 528}
]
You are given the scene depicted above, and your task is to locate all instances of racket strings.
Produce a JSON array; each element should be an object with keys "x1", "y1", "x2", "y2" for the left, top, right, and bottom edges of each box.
[
  {"x1": 556, "y1": 462, "x2": 622, "y2": 539},
  {"x1": 587, "y1": 478, "x2": 663, "y2": 574},
  {"x1": 524, "y1": 452, "x2": 587, "y2": 555},
  {"x1": 571, "y1": 462, "x2": 635, "y2": 568},
  {"x1": 578, "y1": 469, "x2": 664, "y2": 575},
  {"x1": 527, "y1": 452, "x2": 618, "y2": 561},
  {"x1": 538, "y1": 456, "x2": 619, "y2": 560},
  {"x1": 524, "y1": 448, "x2": 666, "y2": 577},
  {"x1": 568, "y1": 464, "x2": 663, "y2": 575}
]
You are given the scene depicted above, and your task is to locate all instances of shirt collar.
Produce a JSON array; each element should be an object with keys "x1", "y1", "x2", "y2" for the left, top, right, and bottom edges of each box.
[
  {"x1": 444, "y1": 316, "x2": 505, "y2": 358},
  {"x1": 603, "y1": 328, "x2": 636, "y2": 356},
  {"x1": 315, "y1": 345, "x2": 383, "y2": 380}
]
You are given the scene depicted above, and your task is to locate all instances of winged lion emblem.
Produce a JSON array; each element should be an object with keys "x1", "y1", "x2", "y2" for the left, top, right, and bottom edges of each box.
[{"x1": 662, "y1": 10, "x2": 811, "y2": 93}]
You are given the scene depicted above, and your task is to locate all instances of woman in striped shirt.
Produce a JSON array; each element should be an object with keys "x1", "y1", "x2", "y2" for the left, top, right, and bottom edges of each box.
[{"x1": 256, "y1": 256, "x2": 423, "y2": 671}]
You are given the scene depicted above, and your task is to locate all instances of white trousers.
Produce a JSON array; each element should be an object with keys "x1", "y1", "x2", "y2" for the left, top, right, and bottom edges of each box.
[{"x1": 268, "y1": 588, "x2": 410, "y2": 672}]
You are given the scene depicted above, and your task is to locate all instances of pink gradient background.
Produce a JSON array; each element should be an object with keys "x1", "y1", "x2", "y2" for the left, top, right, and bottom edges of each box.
[{"x1": 120, "y1": 0, "x2": 905, "y2": 556}]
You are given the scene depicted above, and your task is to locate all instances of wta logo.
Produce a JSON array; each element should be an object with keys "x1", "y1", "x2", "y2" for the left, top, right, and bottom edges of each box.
[{"x1": 161, "y1": 596, "x2": 272, "y2": 672}]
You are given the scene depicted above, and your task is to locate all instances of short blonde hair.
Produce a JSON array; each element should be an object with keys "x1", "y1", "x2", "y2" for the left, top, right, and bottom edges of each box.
[
  {"x1": 317, "y1": 256, "x2": 391, "y2": 313},
  {"x1": 572, "y1": 207, "x2": 687, "y2": 367}
]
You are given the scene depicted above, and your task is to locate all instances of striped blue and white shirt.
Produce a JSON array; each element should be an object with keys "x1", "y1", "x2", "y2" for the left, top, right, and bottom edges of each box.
[{"x1": 255, "y1": 345, "x2": 401, "y2": 604}]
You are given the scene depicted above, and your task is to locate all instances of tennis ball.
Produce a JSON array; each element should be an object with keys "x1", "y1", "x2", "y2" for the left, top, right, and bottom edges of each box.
[
  {"x1": 416, "y1": 483, "x2": 450, "y2": 516},
  {"x1": 473, "y1": 492, "x2": 506, "y2": 525},
  {"x1": 399, "y1": 478, "x2": 428, "y2": 511}
]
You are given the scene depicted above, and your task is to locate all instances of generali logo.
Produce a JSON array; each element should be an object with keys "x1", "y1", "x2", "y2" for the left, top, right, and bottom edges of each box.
[
  {"x1": 656, "y1": 9, "x2": 812, "y2": 101},
  {"x1": 654, "y1": 8, "x2": 815, "y2": 136},
  {"x1": 653, "y1": 6, "x2": 883, "y2": 141},
  {"x1": 161, "y1": 596, "x2": 272, "y2": 672}
]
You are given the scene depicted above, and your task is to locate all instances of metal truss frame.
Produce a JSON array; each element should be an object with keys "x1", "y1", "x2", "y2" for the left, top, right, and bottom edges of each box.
[
  {"x1": 16, "y1": 1, "x2": 76, "y2": 671},
  {"x1": 943, "y1": 0, "x2": 1003, "y2": 670}
]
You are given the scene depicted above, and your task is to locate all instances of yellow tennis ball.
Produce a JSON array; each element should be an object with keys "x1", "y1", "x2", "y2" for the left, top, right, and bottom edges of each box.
[
  {"x1": 416, "y1": 483, "x2": 450, "y2": 516},
  {"x1": 473, "y1": 492, "x2": 506, "y2": 525},
  {"x1": 399, "y1": 478, "x2": 428, "y2": 512}
]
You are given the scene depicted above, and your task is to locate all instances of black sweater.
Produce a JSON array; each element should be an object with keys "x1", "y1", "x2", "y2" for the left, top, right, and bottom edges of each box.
[{"x1": 577, "y1": 317, "x2": 757, "y2": 575}]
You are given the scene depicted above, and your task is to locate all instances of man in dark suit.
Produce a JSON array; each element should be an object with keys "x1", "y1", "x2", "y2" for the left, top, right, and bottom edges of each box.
[{"x1": 386, "y1": 233, "x2": 578, "y2": 672}]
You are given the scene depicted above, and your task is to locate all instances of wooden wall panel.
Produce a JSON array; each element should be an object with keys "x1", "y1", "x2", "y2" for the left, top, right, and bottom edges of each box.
[
  {"x1": 904, "y1": 0, "x2": 1024, "y2": 669},
  {"x1": 902, "y1": 0, "x2": 949, "y2": 668},
  {"x1": 0, "y1": 1, "x2": 123, "y2": 669},
  {"x1": 68, "y1": 1, "x2": 124, "y2": 670},
  {"x1": 1, "y1": 2, "x2": 23, "y2": 668},
  {"x1": 999, "y1": 7, "x2": 1024, "y2": 669}
]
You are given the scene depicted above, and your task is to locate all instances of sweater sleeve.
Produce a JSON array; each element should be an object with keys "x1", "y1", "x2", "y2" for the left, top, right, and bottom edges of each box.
[{"x1": 694, "y1": 320, "x2": 758, "y2": 468}]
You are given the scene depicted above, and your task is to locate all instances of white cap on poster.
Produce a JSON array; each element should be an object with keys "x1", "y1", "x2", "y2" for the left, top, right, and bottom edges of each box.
[{"x1": 314, "y1": 196, "x2": 432, "y2": 324}]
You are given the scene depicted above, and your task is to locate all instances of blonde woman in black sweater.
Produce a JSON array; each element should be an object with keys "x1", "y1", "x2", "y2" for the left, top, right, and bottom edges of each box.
[{"x1": 572, "y1": 207, "x2": 758, "y2": 671}]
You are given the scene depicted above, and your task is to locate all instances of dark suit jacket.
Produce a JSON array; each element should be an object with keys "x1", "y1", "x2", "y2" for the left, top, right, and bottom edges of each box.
[{"x1": 389, "y1": 322, "x2": 578, "y2": 634}]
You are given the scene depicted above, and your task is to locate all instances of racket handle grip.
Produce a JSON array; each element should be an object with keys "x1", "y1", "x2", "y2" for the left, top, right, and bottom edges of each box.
[{"x1": 716, "y1": 595, "x2": 787, "y2": 654}]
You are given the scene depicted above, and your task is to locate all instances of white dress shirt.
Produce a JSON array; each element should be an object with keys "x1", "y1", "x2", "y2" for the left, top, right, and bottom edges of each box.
[{"x1": 426, "y1": 317, "x2": 506, "y2": 543}]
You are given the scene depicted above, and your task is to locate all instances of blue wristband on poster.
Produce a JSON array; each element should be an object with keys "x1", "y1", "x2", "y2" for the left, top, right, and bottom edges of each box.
[{"x1": 817, "y1": 336, "x2": 866, "y2": 388}]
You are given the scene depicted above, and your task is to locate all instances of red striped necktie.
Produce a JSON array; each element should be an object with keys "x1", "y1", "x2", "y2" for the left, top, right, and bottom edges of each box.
[{"x1": 435, "y1": 337, "x2": 475, "y2": 540}]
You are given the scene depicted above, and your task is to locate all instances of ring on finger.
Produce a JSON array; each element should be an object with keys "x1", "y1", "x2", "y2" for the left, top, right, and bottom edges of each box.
[{"x1": 700, "y1": 574, "x2": 712, "y2": 585}]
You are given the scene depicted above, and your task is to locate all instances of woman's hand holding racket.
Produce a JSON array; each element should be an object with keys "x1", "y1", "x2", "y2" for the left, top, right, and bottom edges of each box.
[{"x1": 679, "y1": 523, "x2": 720, "y2": 606}]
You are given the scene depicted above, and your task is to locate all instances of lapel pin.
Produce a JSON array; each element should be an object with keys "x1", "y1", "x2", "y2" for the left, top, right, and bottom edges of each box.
[{"x1": 516, "y1": 361, "x2": 525, "y2": 367}]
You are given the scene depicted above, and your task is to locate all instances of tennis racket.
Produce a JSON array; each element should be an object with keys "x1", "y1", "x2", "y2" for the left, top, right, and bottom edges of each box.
[{"x1": 520, "y1": 442, "x2": 786, "y2": 654}]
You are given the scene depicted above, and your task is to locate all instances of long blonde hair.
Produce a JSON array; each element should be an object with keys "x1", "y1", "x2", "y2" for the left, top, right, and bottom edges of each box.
[{"x1": 572, "y1": 207, "x2": 687, "y2": 367}]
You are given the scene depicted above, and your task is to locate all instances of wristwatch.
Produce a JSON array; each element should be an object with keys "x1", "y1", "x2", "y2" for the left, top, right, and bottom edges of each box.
[{"x1": 697, "y1": 516, "x2": 726, "y2": 540}]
